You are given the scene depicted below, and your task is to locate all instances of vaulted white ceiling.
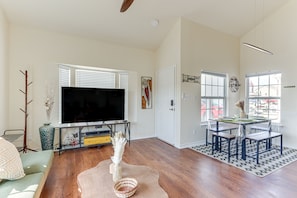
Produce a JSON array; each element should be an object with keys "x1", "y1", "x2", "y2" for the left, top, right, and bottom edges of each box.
[{"x1": 0, "y1": 0, "x2": 290, "y2": 50}]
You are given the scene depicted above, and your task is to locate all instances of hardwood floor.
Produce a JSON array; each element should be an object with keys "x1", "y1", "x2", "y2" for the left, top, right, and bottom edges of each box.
[{"x1": 41, "y1": 138, "x2": 297, "y2": 198}]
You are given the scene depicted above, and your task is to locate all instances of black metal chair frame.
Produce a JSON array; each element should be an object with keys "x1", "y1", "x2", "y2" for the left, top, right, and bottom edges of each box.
[
  {"x1": 212, "y1": 132, "x2": 239, "y2": 162},
  {"x1": 244, "y1": 131, "x2": 283, "y2": 164},
  {"x1": 206, "y1": 123, "x2": 237, "y2": 146}
]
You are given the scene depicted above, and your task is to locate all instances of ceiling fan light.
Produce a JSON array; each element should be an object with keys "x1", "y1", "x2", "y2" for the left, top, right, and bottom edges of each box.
[{"x1": 243, "y1": 42, "x2": 273, "y2": 55}]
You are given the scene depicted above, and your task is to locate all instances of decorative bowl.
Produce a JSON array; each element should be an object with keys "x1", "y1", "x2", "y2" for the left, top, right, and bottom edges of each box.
[{"x1": 113, "y1": 177, "x2": 138, "y2": 198}]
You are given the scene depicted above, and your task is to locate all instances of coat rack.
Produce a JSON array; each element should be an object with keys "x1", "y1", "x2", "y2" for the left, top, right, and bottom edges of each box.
[{"x1": 19, "y1": 70, "x2": 36, "y2": 153}]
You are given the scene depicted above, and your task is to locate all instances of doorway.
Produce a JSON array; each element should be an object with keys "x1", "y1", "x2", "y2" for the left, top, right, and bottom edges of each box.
[{"x1": 155, "y1": 65, "x2": 176, "y2": 145}]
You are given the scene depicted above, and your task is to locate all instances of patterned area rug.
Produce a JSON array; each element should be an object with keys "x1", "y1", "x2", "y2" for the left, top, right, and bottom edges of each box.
[{"x1": 191, "y1": 142, "x2": 297, "y2": 177}]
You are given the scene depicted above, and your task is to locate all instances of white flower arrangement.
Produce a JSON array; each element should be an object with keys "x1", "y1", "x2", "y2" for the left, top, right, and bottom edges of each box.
[{"x1": 44, "y1": 87, "x2": 54, "y2": 122}]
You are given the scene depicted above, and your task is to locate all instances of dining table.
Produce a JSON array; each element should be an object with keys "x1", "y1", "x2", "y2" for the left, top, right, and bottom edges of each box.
[{"x1": 211, "y1": 117, "x2": 271, "y2": 160}]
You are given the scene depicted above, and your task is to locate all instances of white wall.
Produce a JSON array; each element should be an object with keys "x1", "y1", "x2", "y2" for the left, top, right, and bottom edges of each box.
[
  {"x1": 240, "y1": 0, "x2": 297, "y2": 148},
  {"x1": 0, "y1": 8, "x2": 8, "y2": 134},
  {"x1": 180, "y1": 18, "x2": 240, "y2": 147},
  {"x1": 8, "y1": 25, "x2": 156, "y2": 148},
  {"x1": 156, "y1": 18, "x2": 240, "y2": 148}
]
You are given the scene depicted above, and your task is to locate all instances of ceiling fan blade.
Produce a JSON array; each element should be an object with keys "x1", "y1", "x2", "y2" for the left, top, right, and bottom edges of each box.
[{"x1": 120, "y1": 0, "x2": 134, "y2": 12}]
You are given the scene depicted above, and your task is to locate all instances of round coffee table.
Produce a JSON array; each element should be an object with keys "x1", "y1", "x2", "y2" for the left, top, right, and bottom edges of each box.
[{"x1": 77, "y1": 159, "x2": 168, "y2": 198}]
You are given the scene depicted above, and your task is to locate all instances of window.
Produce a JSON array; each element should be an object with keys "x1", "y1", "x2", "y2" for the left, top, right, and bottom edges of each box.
[
  {"x1": 58, "y1": 65, "x2": 129, "y2": 121},
  {"x1": 75, "y1": 69, "x2": 115, "y2": 88},
  {"x1": 246, "y1": 73, "x2": 281, "y2": 122},
  {"x1": 201, "y1": 72, "x2": 226, "y2": 122},
  {"x1": 59, "y1": 66, "x2": 70, "y2": 88}
]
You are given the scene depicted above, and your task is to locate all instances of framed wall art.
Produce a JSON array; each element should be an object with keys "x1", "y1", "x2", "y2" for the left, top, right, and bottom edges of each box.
[
  {"x1": 229, "y1": 76, "x2": 240, "y2": 93},
  {"x1": 141, "y1": 76, "x2": 152, "y2": 109}
]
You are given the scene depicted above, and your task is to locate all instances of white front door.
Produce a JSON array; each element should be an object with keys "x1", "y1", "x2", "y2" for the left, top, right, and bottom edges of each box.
[{"x1": 155, "y1": 65, "x2": 176, "y2": 145}]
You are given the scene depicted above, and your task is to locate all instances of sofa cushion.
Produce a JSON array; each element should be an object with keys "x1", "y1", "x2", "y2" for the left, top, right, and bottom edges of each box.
[
  {"x1": 0, "y1": 137, "x2": 25, "y2": 181},
  {"x1": 21, "y1": 150, "x2": 54, "y2": 175},
  {"x1": 0, "y1": 172, "x2": 43, "y2": 198}
]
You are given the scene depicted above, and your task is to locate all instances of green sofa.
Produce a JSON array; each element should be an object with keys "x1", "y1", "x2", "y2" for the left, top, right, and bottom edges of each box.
[{"x1": 0, "y1": 150, "x2": 54, "y2": 198}]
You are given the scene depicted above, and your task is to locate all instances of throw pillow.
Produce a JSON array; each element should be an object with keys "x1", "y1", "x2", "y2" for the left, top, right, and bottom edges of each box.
[{"x1": 0, "y1": 137, "x2": 25, "y2": 181}]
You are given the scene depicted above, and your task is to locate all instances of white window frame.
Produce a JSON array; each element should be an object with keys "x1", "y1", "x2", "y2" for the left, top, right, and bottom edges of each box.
[
  {"x1": 246, "y1": 72, "x2": 281, "y2": 122},
  {"x1": 201, "y1": 71, "x2": 227, "y2": 122}
]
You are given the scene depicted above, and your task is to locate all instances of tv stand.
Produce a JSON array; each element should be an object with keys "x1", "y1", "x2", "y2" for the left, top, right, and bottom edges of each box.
[{"x1": 54, "y1": 121, "x2": 130, "y2": 154}]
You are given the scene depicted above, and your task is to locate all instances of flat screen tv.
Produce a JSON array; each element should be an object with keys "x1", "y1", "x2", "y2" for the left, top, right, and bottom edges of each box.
[{"x1": 61, "y1": 87, "x2": 125, "y2": 123}]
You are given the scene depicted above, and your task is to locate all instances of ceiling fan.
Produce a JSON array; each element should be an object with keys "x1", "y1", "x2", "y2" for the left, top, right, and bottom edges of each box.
[{"x1": 120, "y1": 0, "x2": 134, "y2": 12}]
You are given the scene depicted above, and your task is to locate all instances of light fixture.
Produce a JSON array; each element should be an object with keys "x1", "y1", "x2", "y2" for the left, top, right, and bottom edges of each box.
[
  {"x1": 151, "y1": 19, "x2": 159, "y2": 27},
  {"x1": 243, "y1": 0, "x2": 273, "y2": 55},
  {"x1": 243, "y1": 42, "x2": 273, "y2": 55}
]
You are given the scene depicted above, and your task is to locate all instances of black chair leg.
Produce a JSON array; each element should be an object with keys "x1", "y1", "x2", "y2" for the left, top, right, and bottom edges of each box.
[
  {"x1": 212, "y1": 134, "x2": 215, "y2": 155},
  {"x1": 236, "y1": 140, "x2": 238, "y2": 160},
  {"x1": 228, "y1": 140, "x2": 231, "y2": 162},
  {"x1": 256, "y1": 141, "x2": 260, "y2": 164},
  {"x1": 206, "y1": 128, "x2": 208, "y2": 146},
  {"x1": 280, "y1": 135, "x2": 283, "y2": 155},
  {"x1": 218, "y1": 137, "x2": 222, "y2": 152}
]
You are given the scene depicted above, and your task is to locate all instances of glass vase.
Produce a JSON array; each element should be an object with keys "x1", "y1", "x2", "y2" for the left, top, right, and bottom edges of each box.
[{"x1": 240, "y1": 111, "x2": 247, "y2": 118}]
